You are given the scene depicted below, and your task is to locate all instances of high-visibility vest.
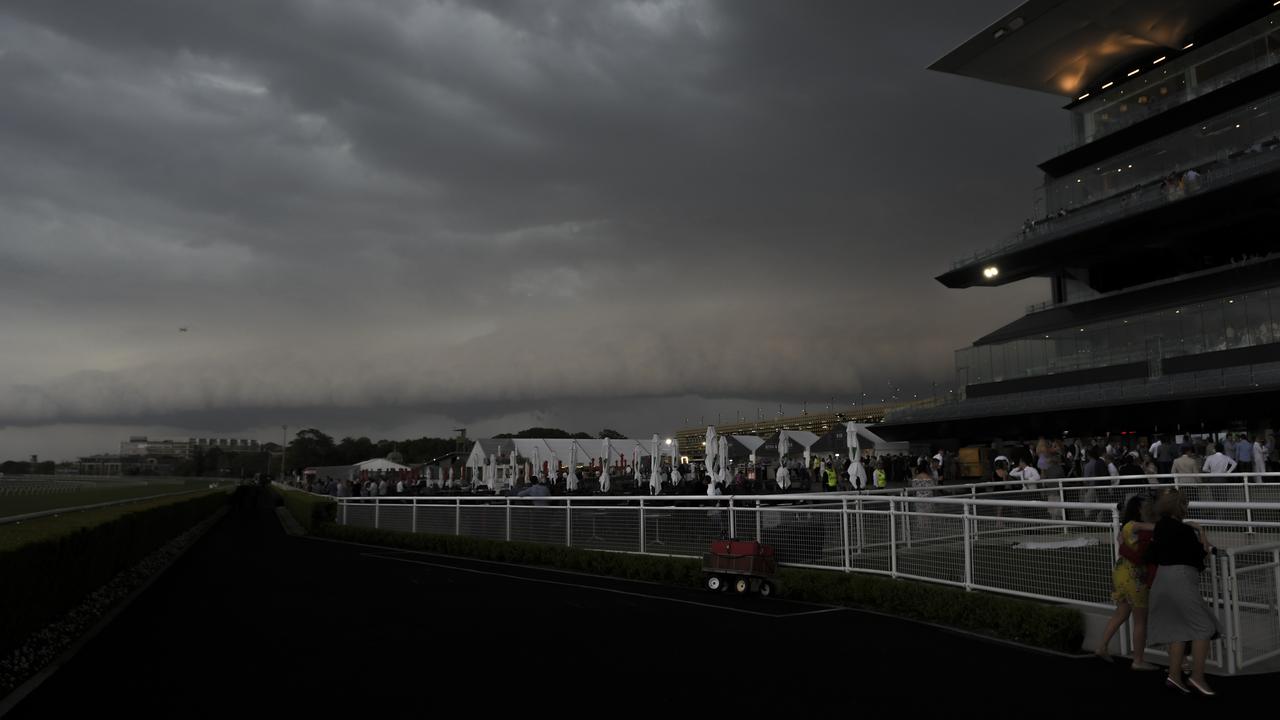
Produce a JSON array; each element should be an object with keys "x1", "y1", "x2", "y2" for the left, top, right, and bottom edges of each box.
[
  {"x1": 874, "y1": 469, "x2": 887, "y2": 488},
  {"x1": 826, "y1": 468, "x2": 837, "y2": 487}
]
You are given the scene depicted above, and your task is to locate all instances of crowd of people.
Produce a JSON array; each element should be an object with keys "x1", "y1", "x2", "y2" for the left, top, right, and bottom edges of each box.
[{"x1": 984, "y1": 432, "x2": 1273, "y2": 487}]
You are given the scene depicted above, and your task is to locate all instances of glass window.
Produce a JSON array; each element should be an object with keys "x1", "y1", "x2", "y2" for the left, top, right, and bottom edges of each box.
[
  {"x1": 1224, "y1": 296, "x2": 1249, "y2": 348},
  {"x1": 1202, "y1": 302, "x2": 1226, "y2": 352},
  {"x1": 1196, "y1": 39, "x2": 1268, "y2": 86},
  {"x1": 1177, "y1": 305, "x2": 1202, "y2": 354},
  {"x1": 1247, "y1": 290, "x2": 1273, "y2": 346}
]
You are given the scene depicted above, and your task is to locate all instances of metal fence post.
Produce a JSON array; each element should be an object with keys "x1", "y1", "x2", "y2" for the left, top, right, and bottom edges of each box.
[
  {"x1": 1244, "y1": 480, "x2": 1255, "y2": 534},
  {"x1": 412, "y1": 497, "x2": 418, "y2": 534},
  {"x1": 1223, "y1": 552, "x2": 1237, "y2": 673},
  {"x1": 728, "y1": 498, "x2": 737, "y2": 538},
  {"x1": 902, "y1": 492, "x2": 912, "y2": 549},
  {"x1": 962, "y1": 502, "x2": 972, "y2": 591},
  {"x1": 756, "y1": 500, "x2": 763, "y2": 542},
  {"x1": 374, "y1": 497, "x2": 380, "y2": 529},
  {"x1": 639, "y1": 498, "x2": 646, "y2": 554},
  {"x1": 342, "y1": 500, "x2": 348, "y2": 526},
  {"x1": 889, "y1": 497, "x2": 898, "y2": 578},
  {"x1": 841, "y1": 498, "x2": 851, "y2": 571},
  {"x1": 855, "y1": 496, "x2": 864, "y2": 554},
  {"x1": 566, "y1": 498, "x2": 573, "y2": 547},
  {"x1": 1058, "y1": 481, "x2": 1067, "y2": 536},
  {"x1": 455, "y1": 498, "x2": 461, "y2": 536},
  {"x1": 505, "y1": 497, "x2": 511, "y2": 542}
]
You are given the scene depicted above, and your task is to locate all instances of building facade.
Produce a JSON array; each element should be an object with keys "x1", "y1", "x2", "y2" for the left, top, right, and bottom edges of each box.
[{"x1": 884, "y1": 1, "x2": 1280, "y2": 441}]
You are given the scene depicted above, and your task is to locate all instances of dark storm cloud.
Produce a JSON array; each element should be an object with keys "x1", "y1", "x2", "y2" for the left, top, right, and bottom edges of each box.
[{"x1": 0, "y1": 1, "x2": 1063, "y2": 453}]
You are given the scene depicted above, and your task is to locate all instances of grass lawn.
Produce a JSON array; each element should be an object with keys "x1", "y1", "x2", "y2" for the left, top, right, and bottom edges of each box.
[{"x1": 0, "y1": 480, "x2": 229, "y2": 525}]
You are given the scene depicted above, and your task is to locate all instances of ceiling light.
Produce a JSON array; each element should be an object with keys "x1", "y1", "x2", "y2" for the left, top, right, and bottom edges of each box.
[
  {"x1": 1183, "y1": 43, "x2": 1195, "y2": 50},
  {"x1": 1127, "y1": 69, "x2": 1140, "y2": 77},
  {"x1": 1077, "y1": 93, "x2": 1090, "y2": 100},
  {"x1": 1153, "y1": 56, "x2": 1167, "y2": 65},
  {"x1": 1102, "y1": 82, "x2": 1114, "y2": 89}
]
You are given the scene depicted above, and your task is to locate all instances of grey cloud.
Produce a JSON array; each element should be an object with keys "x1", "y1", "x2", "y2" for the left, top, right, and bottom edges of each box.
[{"x1": 0, "y1": 1, "x2": 1058, "y2": 455}]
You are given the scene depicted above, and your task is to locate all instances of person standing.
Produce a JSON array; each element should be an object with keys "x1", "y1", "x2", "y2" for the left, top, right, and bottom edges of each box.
[
  {"x1": 1202, "y1": 443, "x2": 1237, "y2": 502},
  {"x1": 1147, "y1": 490, "x2": 1219, "y2": 696},
  {"x1": 1235, "y1": 434, "x2": 1254, "y2": 481},
  {"x1": 1096, "y1": 494, "x2": 1158, "y2": 670},
  {"x1": 1171, "y1": 446, "x2": 1198, "y2": 484},
  {"x1": 1253, "y1": 434, "x2": 1270, "y2": 482}
]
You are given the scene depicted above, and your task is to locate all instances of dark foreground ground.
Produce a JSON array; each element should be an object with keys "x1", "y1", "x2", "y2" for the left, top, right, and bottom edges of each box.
[{"x1": 5, "y1": 487, "x2": 1273, "y2": 718}]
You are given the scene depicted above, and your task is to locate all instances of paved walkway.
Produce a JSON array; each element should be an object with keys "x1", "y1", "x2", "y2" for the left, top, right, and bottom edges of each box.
[{"x1": 5, "y1": 487, "x2": 1271, "y2": 716}]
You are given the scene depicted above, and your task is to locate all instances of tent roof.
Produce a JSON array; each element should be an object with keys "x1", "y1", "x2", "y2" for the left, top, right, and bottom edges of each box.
[
  {"x1": 466, "y1": 437, "x2": 673, "y2": 466},
  {"x1": 354, "y1": 458, "x2": 411, "y2": 471}
]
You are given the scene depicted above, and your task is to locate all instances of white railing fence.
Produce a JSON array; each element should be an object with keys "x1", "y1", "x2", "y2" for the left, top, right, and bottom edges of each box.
[{"x1": 313, "y1": 475, "x2": 1280, "y2": 672}]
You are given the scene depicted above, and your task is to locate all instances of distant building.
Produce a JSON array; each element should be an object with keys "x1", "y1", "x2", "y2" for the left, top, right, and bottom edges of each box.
[{"x1": 117, "y1": 436, "x2": 263, "y2": 459}]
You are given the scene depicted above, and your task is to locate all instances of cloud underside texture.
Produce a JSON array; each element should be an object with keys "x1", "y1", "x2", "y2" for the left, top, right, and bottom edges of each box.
[{"x1": 0, "y1": 0, "x2": 1055, "y2": 432}]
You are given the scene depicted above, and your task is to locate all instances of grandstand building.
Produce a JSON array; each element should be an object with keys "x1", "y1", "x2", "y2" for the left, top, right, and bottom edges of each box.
[{"x1": 883, "y1": 0, "x2": 1280, "y2": 442}]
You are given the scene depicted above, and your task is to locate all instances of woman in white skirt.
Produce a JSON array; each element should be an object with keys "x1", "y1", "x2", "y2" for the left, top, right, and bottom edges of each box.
[{"x1": 1146, "y1": 489, "x2": 1219, "y2": 696}]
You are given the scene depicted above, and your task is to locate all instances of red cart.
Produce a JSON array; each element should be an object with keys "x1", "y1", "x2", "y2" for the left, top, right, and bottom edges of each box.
[{"x1": 702, "y1": 539, "x2": 777, "y2": 596}]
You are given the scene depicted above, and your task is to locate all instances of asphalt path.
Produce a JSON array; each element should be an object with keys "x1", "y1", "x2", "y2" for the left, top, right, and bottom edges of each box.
[{"x1": 5, "y1": 487, "x2": 1272, "y2": 717}]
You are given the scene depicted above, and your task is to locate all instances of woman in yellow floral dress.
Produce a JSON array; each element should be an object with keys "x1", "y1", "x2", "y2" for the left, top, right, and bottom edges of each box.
[{"x1": 1097, "y1": 494, "x2": 1158, "y2": 669}]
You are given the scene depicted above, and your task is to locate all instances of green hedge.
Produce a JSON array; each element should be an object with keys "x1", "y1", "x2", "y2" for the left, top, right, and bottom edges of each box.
[
  {"x1": 272, "y1": 485, "x2": 336, "y2": 532},
  {"x1": 312, "y1": 522, "x2": 1084, "y2": 652},
  {"x1": 0, "y1": 490, "x2": 229, "y2": 656}
]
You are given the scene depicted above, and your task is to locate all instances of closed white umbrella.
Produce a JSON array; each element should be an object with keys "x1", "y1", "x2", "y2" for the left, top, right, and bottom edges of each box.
[
  {"x1": 508, "y1": 447, "x2": 517, "y2": 490},
  {"x1": 704, "y1": 426, "x2": 717, "y2": 481},
  {"x1": 600, "y1": 438, "x2": 611, "y2": 493},
  {"x1": 777, "y1": 432, "x2": 791, "y2": 490},
  {"x1": 550, "y1": 451, "x2": 559, "y2": 485},
  {"x1": 649, "y1": 434, "x2": 661, "y2": 495},
  {"x1": 669, "y1": 439, "x2": 682, "y2": 488},
  {"x1": 633, "y1": 446, "x2": 642, "y2": 485},
  {"x1": 532, "y1": 446, "x2": 540, "y2": 483},
  {"x1": 567, "y1": 443, "x2": 580, "y2": 492},
  {"x1": 446, "y1": 465, "x2": 454, "y2": 488},
  {"x1": 487, "y1": 453, "x2": 498, "y2": 491}
]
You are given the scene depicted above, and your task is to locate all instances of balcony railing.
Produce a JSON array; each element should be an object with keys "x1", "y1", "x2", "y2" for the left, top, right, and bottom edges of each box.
[{"x1": 951, "y1": 143, "x2": 1280, "y2": 271}]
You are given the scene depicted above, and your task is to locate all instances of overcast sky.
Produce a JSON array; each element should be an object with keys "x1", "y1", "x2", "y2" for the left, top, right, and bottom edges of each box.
[{"x1": 0, "y1": 1, "x2": 1066, "y2": 460}]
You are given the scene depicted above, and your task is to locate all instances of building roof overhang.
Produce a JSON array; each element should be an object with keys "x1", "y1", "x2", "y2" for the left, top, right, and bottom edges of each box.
[{"x1": 930, "y1": 0, "x2": 1255, "y2": 97}]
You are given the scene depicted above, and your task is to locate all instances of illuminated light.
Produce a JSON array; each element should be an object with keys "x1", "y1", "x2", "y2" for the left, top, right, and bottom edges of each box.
[
  {"x1": 1077, "y1": 93, "x2": 1090, "y2": 100},
  {"x1": 1127, "y1": 69, "x2": 1140, "y2": 77},
  {"x1": 982, "y1": 266, "x2": 999, "y2": 279},
  {"x1": 1236, "y1": 124, "x2": 1242, "y2": 128},
  {"x1": 1128, "y1": 164, "x2": 1133, "y2": 169},
  {"x1": 1076, "y1": 178, "x2": 1082, "y2": 183},
  {"x1": 1175, "y1": 310, "x2": 1181, "y2": 314},
  {"x1": 1153, "y1": 56, "x2": 1167, "y2": 65},
  {"x1": 1229, "y1": 299, "x2": 1235, "y2": 304},
  {"x1": 664, "y1": 438, "x2": 672, "y2": 445},
  {"x1": 1080, "y1": 328, "x2": 1085, "y2": 332},
  {"x1": 1183, "y1": 43, "x2": 1195, "y2": 50},
  {"x1": 1102, "y1": 81, "x2": 1114, "y2": 89}
]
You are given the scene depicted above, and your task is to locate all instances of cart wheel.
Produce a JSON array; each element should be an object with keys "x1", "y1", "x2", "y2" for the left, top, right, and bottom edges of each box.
[
  {"x1": 706, "y1": 575, "x2": 722, "y2": 592},
  {"x1": 758, "y1": 580, "x2": 774, "y2": 598},
  {"x1": 734, "y1": 578, "x2": 750, "y2": 594}
]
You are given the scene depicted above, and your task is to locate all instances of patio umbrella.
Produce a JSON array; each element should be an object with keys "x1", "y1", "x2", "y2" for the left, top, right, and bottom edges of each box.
[
  {"x1": 704, "y1": 426, "x2": 717, "y2": 481},
  {"x1": 567, "y1": 443, "x2": 580, "y2": 492},
  {"x1": 487, "y1": 453, "x2": 498, "y2": 491},
  {"x1": 600, "y1": 438, "x2": 611, "y2": 492},
  {"x1": 670, "y1": 440, "x2": 682, "y2": 488},
  {"x1": 446, "y1": 465, "x2": 454, "y2": 488},
  {"x1": 777, "y1": 432, "x2": 791, "y2": 490},
  {"x1": 508, "y1": 447, "x2": 518, "y2": 490},
  {"x1": 550, "y1": 451, "x2": 559, "y2": 484},
  {"x1": 633, "y1": 446, "x2": 642, "y2": 485},
  {"x1": 531, "y1": 446, "x2": 540, "y2": 483},
  {"x1": 649, "y1": 434, "x2": 661, "y2": 495}
]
